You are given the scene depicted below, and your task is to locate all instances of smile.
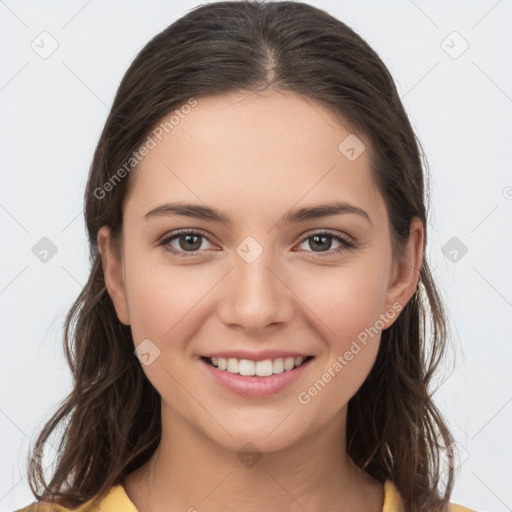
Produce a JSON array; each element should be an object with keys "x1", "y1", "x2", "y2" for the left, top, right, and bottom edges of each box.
[
  {"x1": 200, "y1": 355, "x2": 315, "y2": 398},
  {"x1": 204, "y1": 356, "x2": 313, "y2": 376}
]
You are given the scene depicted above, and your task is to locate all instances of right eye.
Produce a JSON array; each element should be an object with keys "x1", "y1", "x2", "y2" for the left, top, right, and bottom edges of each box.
[{"x1": 159, "y1": 230, "x2": 218, "y2": 258}]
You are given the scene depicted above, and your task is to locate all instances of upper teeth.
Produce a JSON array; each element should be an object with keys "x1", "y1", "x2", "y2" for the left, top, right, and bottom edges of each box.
[{"x1": 211, "y1": 356, "x2": 305, "y2": 376}]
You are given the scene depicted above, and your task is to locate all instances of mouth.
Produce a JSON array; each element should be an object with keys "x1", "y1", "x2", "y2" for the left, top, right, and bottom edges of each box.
[
  {"x1": 199, "y1": 355, "x2": 315, "y2": 398},
  {"x1": 201, "y1": 355, "x2": 314, "y2": 376}
]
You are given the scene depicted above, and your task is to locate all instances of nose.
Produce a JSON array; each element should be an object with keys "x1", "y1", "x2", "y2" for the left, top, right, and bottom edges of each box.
[{"x1": 217, "y1": 247, "x2": 294, "y2": 334}]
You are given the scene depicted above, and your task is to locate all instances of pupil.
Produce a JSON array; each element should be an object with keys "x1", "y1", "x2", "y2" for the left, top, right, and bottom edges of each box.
[
  {"x1": 311, "y1": 235, "x2": 331, "y2": 251},
  {"x1": 180, "y1": 234, "x2": 201, "y2": 251}
]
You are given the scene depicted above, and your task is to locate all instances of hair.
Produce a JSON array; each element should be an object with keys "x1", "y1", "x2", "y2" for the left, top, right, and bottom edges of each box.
[{"x1": 26, "y1": 1, "x2": 457, "y2": 511}]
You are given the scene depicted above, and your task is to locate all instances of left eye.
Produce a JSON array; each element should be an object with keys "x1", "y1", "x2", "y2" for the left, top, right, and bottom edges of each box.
[
  {"x1": 296, "y1": 232, "x2": 354, "y2": 257},
  {"x1": 159, "y1": 230, "x2": 354, "y2": 258}
]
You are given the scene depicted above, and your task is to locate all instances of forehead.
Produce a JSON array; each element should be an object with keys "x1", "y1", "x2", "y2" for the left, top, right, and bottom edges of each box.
[{"x1": 124, "y1": 90, "x2": 384, "y2": 224}]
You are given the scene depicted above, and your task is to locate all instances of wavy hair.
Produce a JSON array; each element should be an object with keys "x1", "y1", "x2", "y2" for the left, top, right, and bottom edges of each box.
[{"x1": 26, "y1": 2, "x2": 456, "y2": 511}]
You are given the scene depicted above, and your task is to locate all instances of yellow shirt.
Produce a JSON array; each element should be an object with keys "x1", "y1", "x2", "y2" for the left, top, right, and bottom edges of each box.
[{"x1": 16, "y1": 479, "x2": 476, "y2": 512}]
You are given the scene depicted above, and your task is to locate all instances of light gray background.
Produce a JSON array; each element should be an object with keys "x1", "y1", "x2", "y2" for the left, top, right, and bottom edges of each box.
[{"x1": 1, "y1": 1, "x2": 511, "y2": 511}]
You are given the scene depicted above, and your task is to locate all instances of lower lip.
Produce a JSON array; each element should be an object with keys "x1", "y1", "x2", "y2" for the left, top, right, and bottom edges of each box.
[{"x1": 201, "y1": 357, "x2": 313, "y2": 398}]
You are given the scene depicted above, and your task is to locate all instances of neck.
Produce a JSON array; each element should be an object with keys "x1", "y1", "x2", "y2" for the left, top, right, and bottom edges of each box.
[{"x1": 123, "y1": 402, "x2": 383, "y2": 512}]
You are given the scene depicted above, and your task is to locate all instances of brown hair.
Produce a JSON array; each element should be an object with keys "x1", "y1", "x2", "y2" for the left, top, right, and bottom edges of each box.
[{"x1": 26, "y1": 1, "x2": 456, "y2": 511}]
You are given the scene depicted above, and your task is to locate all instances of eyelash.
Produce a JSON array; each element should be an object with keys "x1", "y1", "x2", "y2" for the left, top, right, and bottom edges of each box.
[{"x1": 158, "y1": 229, "x2": 356, "y2": 259}]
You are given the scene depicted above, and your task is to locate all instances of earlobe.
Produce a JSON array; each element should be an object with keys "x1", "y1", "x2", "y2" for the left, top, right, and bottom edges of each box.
[
  {"x1": 97, "y1": 226, "x2": 131, "y2": 326},
  {"x1": 383, "y1": 217, "x2": 424, "y2": 328}
]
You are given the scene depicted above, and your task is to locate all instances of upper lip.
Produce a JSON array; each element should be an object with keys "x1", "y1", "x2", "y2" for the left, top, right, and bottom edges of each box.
[{"x1": 201, "y1": 349, "x2": 313, "y2": 362}]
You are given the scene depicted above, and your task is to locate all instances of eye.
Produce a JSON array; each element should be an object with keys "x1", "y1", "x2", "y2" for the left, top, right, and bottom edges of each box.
[
  {"x1": 159, "y1": 230, "x2": 217, "y2": 258},
  {"x1": 295, "y1": 230, "x2": 355, "y2": 258},
  {"x1": 159, "y1": 229, "x2": 356, "y2": 259}
]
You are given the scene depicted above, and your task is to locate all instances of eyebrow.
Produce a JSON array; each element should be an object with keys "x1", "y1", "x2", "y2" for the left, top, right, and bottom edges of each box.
[{"x1": 143, "y1": 201, "x2": 373, "y2": 227}]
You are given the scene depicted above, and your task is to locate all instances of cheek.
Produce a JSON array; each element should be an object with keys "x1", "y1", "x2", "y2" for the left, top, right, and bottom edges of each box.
[
  {"x1": 329, "y1": 274, "x2": 387, "y2": 350},
  {"x1": 291, "y1": 260, "x2": 389, "y2": 407},
  {"x1": 126, "y1": 271, "x2": 192, "y2": 343},
  {"x1": 123, "y1": 250, "x2": 220, "y2": 351},
  {"x1": 297, "y1": 257, "x2": 389, "y2": 342},
  {"x1": 123, "y1": 260, "x2": 211, "y2": 398}
]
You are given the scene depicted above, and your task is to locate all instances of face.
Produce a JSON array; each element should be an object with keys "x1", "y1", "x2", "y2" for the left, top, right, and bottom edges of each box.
[{"x1": 98, "y1": 89, "x2": 423, "y2": 453}]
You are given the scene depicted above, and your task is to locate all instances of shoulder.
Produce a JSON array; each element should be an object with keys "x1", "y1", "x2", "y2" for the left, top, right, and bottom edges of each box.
[
  {"x1": 384, "y1": 479, "x2": 477, "y2": 512},
  {"x1": 448, "y1": 503, "x2": 477, "y2": 512},
  {"x1": 14, "y1": 501, "x2": 89, "y2": 512},
  {"x1": 17, "y1": 482, "x2": 477, "y2": 512},
  {"x1": 15, "y1": 504, "x2": 69, "y2": 512},
  {"x1": 14, "y1": 484, "x2": 138, "y2": 512}
]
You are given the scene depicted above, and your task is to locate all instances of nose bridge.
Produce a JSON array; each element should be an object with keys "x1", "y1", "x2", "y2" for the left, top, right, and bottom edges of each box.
[
  {"x1": 220, "y1": 234, "x2": 291, "y2": 331},
  {"x1": 234, "y1": 234, "x2": 279, "y2": 302}
]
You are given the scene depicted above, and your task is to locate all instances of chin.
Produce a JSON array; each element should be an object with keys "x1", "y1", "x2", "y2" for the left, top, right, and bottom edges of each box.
[
  {"x1": 189, "y1": 411, "x2": 303, "y2": 453},
  {"x1": 218, "y1": 430, "x2": 302, "y2": 456}
]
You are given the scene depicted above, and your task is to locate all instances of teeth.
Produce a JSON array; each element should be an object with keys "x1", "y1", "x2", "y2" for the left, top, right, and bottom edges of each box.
[
  {"x1": 239, "y1": 359, "x2": 256, "y2": 376},
  {"x1": 272, "y1": 358, "x2": 284, "y2": 374},
  {"x1": 283, "y1": 357, "x2": 295, "y2": 371},
  {"x1": 256, "y1": 359, "x2": 273, "y2": 376},
  {"x1": 209, "y1": 356, "x2": 308, "y2": 376}
]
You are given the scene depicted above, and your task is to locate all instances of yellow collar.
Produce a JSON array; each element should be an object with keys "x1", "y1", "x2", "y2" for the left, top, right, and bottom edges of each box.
[{"x1": 68, "y1": 478, "x2": 473, "y2": 512}]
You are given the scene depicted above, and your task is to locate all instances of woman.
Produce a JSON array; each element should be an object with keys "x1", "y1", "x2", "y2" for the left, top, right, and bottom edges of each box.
[{"x1": 17, "y1": 1, "x2": 475, "y2": 511}]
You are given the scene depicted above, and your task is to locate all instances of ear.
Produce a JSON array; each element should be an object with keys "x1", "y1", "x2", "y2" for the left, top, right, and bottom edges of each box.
[
  {"x1": 382, "y1": 217, "x2": 424, "y2": 329},
  {"x1": 97, "y1": 226, "x2": 131, "y2": 325}
]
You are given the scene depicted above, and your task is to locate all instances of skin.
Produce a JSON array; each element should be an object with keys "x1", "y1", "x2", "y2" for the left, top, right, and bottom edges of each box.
[{"x1": 98, "y1": 89, "x2": 423, "y2": 512}]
